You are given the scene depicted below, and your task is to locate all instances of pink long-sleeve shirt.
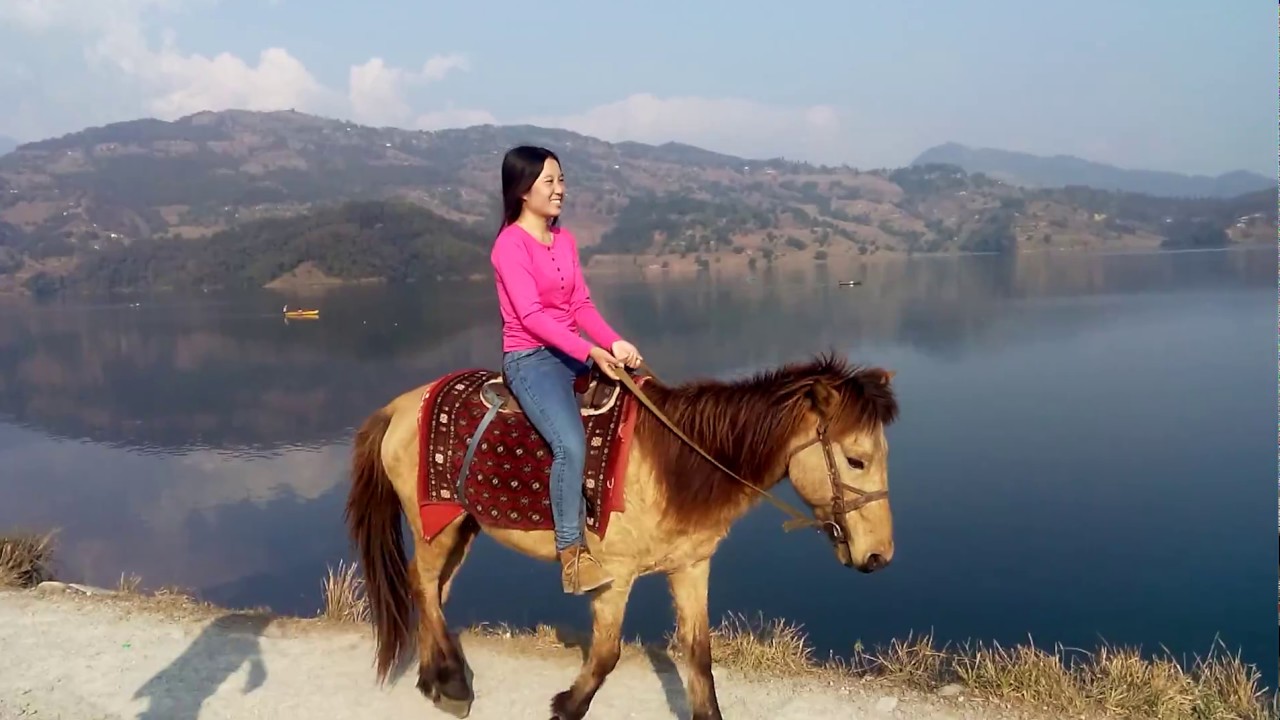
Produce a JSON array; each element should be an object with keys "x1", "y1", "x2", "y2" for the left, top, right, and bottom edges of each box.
[{"x1": 491, "y1": 223, "x2": 622, "y2": 362}]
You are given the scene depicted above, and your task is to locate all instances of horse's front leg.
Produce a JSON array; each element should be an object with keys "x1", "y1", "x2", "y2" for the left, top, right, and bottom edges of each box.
[
  {"x1": 669, "y1": 559, "x2": 723, "y2": 720},
  {"x1": 549, "y1": 580, "x2": 633, "y2": 720}
]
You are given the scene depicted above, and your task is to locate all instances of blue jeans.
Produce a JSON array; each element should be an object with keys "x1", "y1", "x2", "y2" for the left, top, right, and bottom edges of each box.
[{"x1": 502, "y1": 346, "x2": 591, "y2": 552}]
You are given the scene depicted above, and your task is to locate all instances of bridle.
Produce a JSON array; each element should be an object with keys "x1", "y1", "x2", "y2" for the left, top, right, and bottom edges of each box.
[
  {"x1": 784, "y1": 420, "x2": 889, "y2": 547},
  {"x1": 613, "y1": 368, "x2": 889, "y2": 549}
]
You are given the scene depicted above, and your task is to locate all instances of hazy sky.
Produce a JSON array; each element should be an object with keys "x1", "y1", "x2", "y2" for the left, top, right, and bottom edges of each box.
[{"x1": 0, "y1": 0, "x2": 1273, "y2": 175}]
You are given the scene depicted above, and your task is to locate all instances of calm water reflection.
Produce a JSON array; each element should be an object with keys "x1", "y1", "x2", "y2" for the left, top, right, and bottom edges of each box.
[{"x1": 0, "y1": 248, "x2": 1273, "y2": 684}]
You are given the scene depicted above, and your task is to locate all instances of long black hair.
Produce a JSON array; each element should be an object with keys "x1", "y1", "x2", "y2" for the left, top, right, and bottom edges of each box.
[{"x1": 500, "y1": 145, "x2": 560, "y2": 230}]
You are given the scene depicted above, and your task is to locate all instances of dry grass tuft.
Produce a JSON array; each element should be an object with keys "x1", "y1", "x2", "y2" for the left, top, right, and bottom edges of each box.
[
  {"x1": 855, "y1": 632, "x2": 1275, "y2": 720},
  {"x1": 151, "y1": 584, "x2": 200, "y2": 602},
  {"x1": 464, "y1": 611, "x2": 1273, "y2": 718},
  {"x1": 852, "y1": 630, "x2": 950, "y2": 685},
  {"x1": 703, "y1": 611, "x2": 820, "y2": 676},
  {"x1": 950, "y1": 639, "x2": 1083, "y2": 709},
  {"x1": 319, "y1": 560, "x2": 369, "y2": 624},
  {"x1": 116, "y1": 573, "x2": 143, "y2": 593},
  {"x1": 469, "y1": 622, "x2": 568, "y2": 650},
  {"x1": 0, "y1": 532, "x2": 57, "y2": 588}
]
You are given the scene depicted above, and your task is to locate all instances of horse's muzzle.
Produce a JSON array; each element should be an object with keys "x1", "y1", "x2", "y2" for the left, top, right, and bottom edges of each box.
[
  {"x1": 856, "y1": 552, "x2": 890, "y2": 574},
  {"x1": 841, "y1": 546, "x2": 890, "y2": 573}
]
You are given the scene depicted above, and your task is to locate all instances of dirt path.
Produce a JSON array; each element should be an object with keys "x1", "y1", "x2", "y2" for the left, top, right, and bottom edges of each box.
[{"x1": 0, "y1": 587, "x2": 1021, "y2": 720}]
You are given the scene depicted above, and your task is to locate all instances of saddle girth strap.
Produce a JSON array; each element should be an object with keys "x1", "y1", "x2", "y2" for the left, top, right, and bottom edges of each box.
[{"x1": 455, "y1": 384, "x2": 506, "y2": 498}]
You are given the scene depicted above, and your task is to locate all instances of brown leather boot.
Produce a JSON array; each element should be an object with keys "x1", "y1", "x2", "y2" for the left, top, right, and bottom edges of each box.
[{"x1": 558, "y1": 544, "x2": 613, "y2": 595}]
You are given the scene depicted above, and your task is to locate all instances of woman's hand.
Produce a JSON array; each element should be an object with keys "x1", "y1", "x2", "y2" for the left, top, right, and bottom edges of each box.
[
  {"x1": 610, "y1": 339, "x2": 643, "y2": 369},
  {"x1": 588, "y1": 346, "x2": 622, "y2": 380}
]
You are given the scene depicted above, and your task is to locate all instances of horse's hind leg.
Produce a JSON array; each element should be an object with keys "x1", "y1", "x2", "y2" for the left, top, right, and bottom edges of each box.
[
  {"x1": 549, "y1": 580, "x2": 633, "y2": 720},
  {"x1": 409, "y1": 514, "x2": 480, "y2": 718}
]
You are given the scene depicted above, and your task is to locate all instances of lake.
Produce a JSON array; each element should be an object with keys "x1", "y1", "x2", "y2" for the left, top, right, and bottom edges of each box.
[{"x1": 0, "y1": 247, "x2": 1274, "y2": 687}]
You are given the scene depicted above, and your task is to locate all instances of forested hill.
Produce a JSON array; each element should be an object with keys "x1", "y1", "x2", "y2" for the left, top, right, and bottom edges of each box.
[
  {"x1": 0, "y1": 109, "x2": 1272, "y2": 295},
  {"x1": 45, "y1": 200, "x2": 490, "y2": 295}
]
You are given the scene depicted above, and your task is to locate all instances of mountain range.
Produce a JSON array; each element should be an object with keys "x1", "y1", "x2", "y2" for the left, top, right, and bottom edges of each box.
[
  {"x1": 912, "y1": 143, "x2": 1272, "y2": 198},
  {"x1": 0, "y1": 110, "x2": 1272, "y2": 295}
]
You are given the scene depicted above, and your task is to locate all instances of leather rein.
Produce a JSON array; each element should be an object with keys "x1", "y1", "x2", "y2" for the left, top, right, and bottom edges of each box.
[{"x1": 612, "y1": 365, "x2": 888, "y2": 548}]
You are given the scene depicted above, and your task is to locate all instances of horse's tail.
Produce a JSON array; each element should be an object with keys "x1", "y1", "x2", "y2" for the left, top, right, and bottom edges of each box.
[{"x1": 344, "y1": 406, "x2": 412, "y2": 683}]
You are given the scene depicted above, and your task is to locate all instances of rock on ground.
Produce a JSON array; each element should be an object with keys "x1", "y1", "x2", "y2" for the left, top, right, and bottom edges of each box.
[{"x1": 0, "y1": 588, "x2": 1026, "y2": 719}]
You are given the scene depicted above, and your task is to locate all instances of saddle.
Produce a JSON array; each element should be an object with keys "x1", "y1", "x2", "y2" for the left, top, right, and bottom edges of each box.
[
  {"x1": 481, "y1": 364, "x2": 620, "y2": 416},
  {"x1": 416, "y1": 366, "x2": 646, "y2": 543}
]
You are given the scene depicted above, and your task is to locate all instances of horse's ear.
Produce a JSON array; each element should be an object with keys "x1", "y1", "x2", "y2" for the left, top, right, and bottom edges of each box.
[
  {"x1": 806, "y1": 379, "x2": 840, "y2": 417},
  {"x1": 864, "y1": 368, "x2": 895, "y2": 386}
]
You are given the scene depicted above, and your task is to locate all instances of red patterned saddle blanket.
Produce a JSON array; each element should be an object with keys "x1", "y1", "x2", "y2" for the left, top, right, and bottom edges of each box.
[{"x1": 417, "y1": 368, "x2": 643, "y2": 543}]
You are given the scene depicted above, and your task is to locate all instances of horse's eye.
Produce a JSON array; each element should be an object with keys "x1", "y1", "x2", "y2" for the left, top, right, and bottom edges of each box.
[{"x1": 846, "y1": 456, "x2": 865, "y2": 470}]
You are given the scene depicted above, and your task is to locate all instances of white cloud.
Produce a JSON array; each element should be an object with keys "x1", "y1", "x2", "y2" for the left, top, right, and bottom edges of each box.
[
  {"x1": 348, "y1": 54, "x2": 470, "y2": 127},
  {"x1": 95, "y1": 26, "x2": 332, "y2": 118},
  {"x1": 149, "y1": 47, "x2": 329, "y2": 118},
  {"x1": 0, "y1": 0, "x2": 74, "y2": 29},
  {"x1": 420, "y1": 54, "x2": 468, "y2": 82},
  {"x1": 0, "y1": 0, "x2": 196, "y2": 33},
  {"x1": 0, "y1": 0, "x2": 844, "y2": 164},
  {"x1": 1, "y1": 0, "x2": 333, "y2": 119},
  {"x1": 348, "y1": 58, "x2": 414, "y2": 126},
  {"x1": 0, "y1": 0, "x2": 472, "y2": 128}
]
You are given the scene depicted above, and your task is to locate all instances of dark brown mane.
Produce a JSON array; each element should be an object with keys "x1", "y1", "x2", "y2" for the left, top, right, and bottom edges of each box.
[{"x1": 634, "y1": 353, "x2": 898, "y2": 530}]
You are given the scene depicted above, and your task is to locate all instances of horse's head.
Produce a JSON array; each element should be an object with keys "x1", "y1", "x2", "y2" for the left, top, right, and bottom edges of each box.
[{"x1": 783, "y1": 360, "x2": 898, "y2": 573}]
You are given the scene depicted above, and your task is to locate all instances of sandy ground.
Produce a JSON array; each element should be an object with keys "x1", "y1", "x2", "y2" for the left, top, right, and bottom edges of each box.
[{"x1": 0, "y1": 587, "x2": 1034, "y2": 720}]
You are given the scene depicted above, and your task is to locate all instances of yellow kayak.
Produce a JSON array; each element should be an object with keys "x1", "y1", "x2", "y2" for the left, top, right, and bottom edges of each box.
[{"x1": 283, "y1": 308, "x2": 320, "y2": 318}]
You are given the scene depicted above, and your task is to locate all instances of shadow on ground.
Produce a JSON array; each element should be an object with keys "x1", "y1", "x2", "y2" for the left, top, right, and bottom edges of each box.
[
  {"x1": 132, "y1": 612, "x2": 274, "y2": 720},
  {"x1": 551, "y1": 624, "x2": 691, "y2": 719}
]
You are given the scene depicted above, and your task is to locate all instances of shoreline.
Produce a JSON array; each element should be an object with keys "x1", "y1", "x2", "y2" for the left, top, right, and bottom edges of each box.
[
  {"x1": 0, "y1": 586, "x2": 997, "y2": 720},
  {"x1": 0, "y1": 242, "x2": 1268, "y2": 298},
  {"x1": 0, "y1": 532, "x2": 1273, "y2": 720},
  {"x1": 578, "y1": 241, "x2": 1273, "y2": 278}
]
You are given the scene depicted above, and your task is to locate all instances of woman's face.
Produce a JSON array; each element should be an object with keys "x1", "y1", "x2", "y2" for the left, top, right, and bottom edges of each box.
[{"x1": 522, "y1": 157, "x2": 564, "y2": 220}]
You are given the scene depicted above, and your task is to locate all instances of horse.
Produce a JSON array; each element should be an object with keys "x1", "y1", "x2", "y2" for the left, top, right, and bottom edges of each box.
[{"x1": 344, "y1": 352, "x2": 899, "y2": 720}]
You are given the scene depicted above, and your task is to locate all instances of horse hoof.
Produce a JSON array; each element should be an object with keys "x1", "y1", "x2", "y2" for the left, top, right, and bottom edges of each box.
[
  {"x1": 549, "y1": 690, "x2": 581, "y2": 720},
  {"x1": 433, "y1": 694, "x2": 472, "y2": 719}
]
